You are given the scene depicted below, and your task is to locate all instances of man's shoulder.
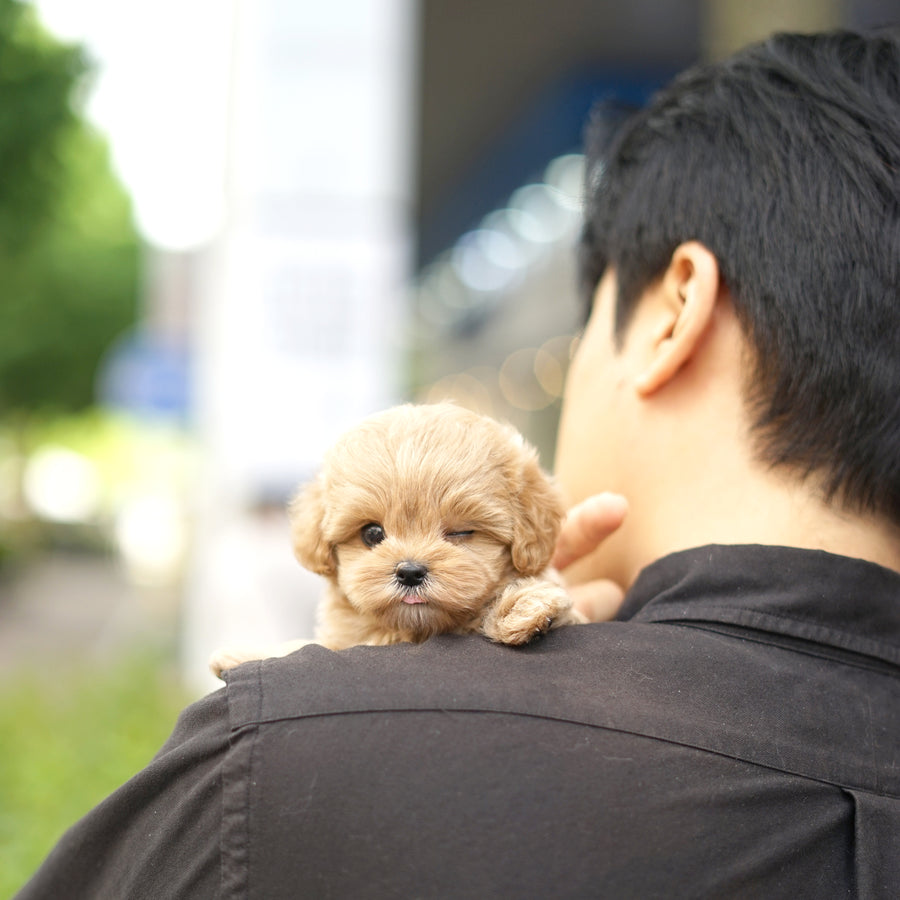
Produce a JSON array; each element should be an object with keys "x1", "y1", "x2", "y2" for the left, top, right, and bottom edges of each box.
[
  {"x1": 221, "y1": 623, "x2": 673, "y2": 727},
  {"x1": 220, "y1": 613, "x2": 900, "y2": 798}
]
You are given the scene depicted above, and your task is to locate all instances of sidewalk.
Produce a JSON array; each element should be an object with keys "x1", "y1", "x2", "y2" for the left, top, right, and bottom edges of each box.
[{"x1": 0, "y1": 551, "x2": 177, "y2": 676}]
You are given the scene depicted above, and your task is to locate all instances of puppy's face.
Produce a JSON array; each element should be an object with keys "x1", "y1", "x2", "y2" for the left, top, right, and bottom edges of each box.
[
  {"x1": 291, "y1": 404, "x2": 564, "y2": 641},
  {"x1": 331, "y1": 503, "x2": 513, "y2": 639}
]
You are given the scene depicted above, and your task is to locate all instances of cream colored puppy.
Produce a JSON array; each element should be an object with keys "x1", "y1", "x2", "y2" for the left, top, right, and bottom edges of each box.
[{"x1": 210, "y1": 403, "x2": 583, "y2": 677}]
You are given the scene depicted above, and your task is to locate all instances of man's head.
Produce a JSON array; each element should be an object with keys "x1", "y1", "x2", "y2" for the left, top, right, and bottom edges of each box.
[
  {"x1": 556, "y1": 29, "x2": 900, "y2": 590},
  {"x1": 576, "y1": 28, "x2": 900, "y2": 525}
]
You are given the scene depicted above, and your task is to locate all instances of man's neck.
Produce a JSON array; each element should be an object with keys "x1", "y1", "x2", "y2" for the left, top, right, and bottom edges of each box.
[{"x1": 634, "y1": 460, "x2": 900, "y2": 587}]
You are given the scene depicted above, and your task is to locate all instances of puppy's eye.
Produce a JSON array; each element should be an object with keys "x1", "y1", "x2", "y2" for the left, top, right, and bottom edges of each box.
[
  {"x1": 445, "y1": 530, "x2": 474, "y2": 541},
  {"x1": 361, "y1": 523, "x2": 386, "y2": 547}
]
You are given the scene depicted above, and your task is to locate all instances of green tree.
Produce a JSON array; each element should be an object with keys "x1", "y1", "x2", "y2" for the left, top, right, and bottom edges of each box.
[{"x1": 0, "y1": 0, "x2": 140, "y2": 414}]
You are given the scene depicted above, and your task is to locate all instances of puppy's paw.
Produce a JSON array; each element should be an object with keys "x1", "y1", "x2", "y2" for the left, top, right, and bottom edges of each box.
[
  {"x1": 209, "y1": 647, "x2": 257, "y2": 679},
  {"x1": 208, "y1": 638, "x2": 312, "y2": 679},
  {"x1": 480, "y1": 578, "x2": 579, "y2": 646}
]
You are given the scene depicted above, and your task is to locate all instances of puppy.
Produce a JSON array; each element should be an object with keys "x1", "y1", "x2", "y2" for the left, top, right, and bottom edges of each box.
[{"x1": 209, "y1": 403, "x2": 583, "y2": 677}]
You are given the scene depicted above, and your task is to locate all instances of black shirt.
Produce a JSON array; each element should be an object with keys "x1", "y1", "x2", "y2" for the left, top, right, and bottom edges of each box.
[{"x1": 16, "y1": 545, "x2": 900, "y2": 898}]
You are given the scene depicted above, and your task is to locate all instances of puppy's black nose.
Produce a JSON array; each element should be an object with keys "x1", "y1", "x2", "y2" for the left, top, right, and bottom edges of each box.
[{"x1": 395, "y1": 561, "x2": 428, "y2": 587}]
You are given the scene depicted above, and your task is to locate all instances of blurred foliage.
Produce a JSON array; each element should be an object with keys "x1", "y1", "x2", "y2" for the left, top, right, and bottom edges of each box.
[
  {"x1": 0, "y1": 409, "x2": 194, "y2": 571},
  {"x1": 6, "y1": 407, "x2": 189, "y2": 500},
  {"x1": 0, "y1": 0, "x2": 84, "y2": 248},
  {"x1": 0, "y1": 0, "x2": 140, "y2": 414},
  {"x1": 0, "y1": 647, "x2": 191, "y2": 896},
  {"x1": 0, "y1": 13, "x2": 182, "y2": 893}
]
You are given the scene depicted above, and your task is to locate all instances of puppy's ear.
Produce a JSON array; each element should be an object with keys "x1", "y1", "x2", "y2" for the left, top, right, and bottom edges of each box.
[
  {"x1": 510, "y1": 453, "x2": 565, "y2": 576},
  {"x1": 289, "y1": 477, "x2": 336, "y2": 577}
]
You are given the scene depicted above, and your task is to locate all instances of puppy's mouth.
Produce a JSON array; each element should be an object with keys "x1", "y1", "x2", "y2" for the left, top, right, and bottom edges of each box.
[{"x1": 398, "y1": 587, "x2": 428, "y2": 605}]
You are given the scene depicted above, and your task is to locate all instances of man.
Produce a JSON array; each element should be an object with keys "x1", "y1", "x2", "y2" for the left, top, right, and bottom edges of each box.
[{"x1": 17, "y1": 28, "x2": 900, "y2": 898}]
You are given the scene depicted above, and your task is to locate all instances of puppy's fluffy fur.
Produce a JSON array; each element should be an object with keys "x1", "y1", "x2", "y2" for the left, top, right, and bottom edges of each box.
[{"x1": 210, "y1": 403, "x2": 582, "y2": 676}]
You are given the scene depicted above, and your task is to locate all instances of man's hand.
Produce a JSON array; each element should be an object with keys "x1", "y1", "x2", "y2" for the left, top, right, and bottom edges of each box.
[{"x1": 552, "y1": 493, "x2": 628, "y2": 622}]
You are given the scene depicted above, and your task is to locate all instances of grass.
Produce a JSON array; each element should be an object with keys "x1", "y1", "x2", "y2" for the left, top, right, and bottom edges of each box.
[{"x1": 0, "y1": 646, "x2": 191, "y2": 897}]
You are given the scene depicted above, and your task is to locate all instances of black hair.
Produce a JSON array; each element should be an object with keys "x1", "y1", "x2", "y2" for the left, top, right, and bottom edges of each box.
[{"x1": 579, "y1": 28, "x2": 900, "y2": 526}]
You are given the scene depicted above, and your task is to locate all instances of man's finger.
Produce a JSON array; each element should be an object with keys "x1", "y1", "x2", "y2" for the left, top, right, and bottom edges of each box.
[
  {"x1": 552, "y1": 493, "x2": 628, "y2": 571},
  {"x1": 568, "y1": 580, "x2": 627, "y2": 622}
]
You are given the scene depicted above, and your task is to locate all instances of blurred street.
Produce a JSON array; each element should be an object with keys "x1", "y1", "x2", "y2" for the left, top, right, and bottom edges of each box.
[{"x1": 0, "y1": 552, "x2": 178, "y2": 676}]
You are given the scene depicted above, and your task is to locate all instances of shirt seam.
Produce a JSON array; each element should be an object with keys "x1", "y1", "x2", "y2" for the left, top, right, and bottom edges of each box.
[
  {"x1": 664, "y1": 621, "x2": 900, "y2": 678},
  {"x1": 218, "y1": 670, "x2": 261, "y2": 899},
  {"x1": 633, "y1": 604, "x2": 900, "y2": 665},
  {"x1": 228, "y1": 705, "x2": 900, "y2": 800}
]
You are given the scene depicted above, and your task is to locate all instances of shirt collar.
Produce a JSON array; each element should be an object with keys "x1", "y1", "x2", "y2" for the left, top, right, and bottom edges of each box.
[{"x1": 617, "y1": 544, "x2": 900, "y2": 666}]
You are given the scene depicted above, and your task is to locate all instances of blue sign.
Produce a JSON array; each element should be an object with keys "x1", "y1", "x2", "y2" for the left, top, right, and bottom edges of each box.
[{"x1": 98, "y1": 328, "x2": 191, "y2": 421}]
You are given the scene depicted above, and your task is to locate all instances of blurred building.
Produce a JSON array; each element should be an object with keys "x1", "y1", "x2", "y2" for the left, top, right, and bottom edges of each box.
[{"x1": 409, "y1": 0, "x2": 896, "y2": 462}]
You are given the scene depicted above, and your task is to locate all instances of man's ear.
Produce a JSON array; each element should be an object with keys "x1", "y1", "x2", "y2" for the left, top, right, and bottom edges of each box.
[{"x1": 634, "y1": 241, "x2": 721, "y2": 397}]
